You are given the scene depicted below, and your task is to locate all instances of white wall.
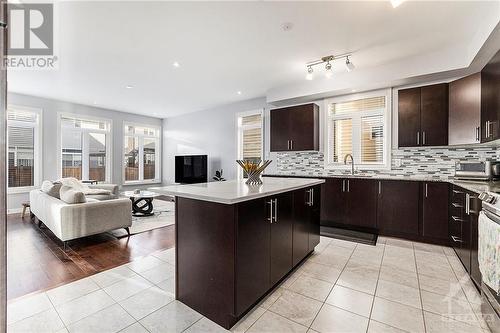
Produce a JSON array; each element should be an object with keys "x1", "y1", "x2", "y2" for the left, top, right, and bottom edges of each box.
[
  {"x1": 7, "y1": 93, "x2": 163, "y2": 212},
  {"x1": 162, "y1": 97, "x2": 274, "y2": 183}
]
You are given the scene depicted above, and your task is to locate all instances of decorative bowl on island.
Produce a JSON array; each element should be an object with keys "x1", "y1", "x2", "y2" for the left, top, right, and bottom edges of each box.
[{"x1": 236, "y1": 160, "x2": 272, "y2": 185}]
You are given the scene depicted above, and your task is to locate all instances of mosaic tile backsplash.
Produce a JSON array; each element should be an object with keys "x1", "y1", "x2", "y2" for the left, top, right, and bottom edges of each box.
[{"x1": 275, "y1": 147, "x2": 500, "y2": 180}]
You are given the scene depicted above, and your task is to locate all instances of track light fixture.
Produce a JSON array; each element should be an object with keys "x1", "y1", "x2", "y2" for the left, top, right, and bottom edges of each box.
[
  {"x1": 305, "y1": 66, "x2": 314, "y2": 80},
  {"x1": 305, "y1": 53, "x2": 354, "y2": 80}
]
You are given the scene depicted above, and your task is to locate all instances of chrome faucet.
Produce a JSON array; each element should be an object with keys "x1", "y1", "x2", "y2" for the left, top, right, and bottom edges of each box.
[{"x1": 344, "y1": 154, "x2": 355, "y2": 175}]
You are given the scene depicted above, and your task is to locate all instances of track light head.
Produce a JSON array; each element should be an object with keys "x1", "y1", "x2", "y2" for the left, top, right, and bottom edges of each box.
[
  {"x1": 345, "y1": 57, "x2": 355, "y2": 72},
  {"x1": 325, "y1": 62, "x2": 333, "y2": 78},
  {"x1": 306, "y1": 66, "x2": 313, "y2": 80}
]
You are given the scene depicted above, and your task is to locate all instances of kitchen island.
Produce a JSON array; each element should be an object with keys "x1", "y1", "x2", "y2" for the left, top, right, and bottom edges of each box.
[{"x1": 150, "y1": 177, "x2": 325, "y2": 329}]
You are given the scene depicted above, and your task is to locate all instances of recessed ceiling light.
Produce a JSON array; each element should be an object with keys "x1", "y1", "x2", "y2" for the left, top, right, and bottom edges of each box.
[
  {"x1": 173, "y1": 62, "x2": 180, "y2": 68},
  {"x1": 93, "y1": 101, "x2": 97, "y2": 105},
  {"x1": 237, "y1": 91, "x2": 242, "y2": 95},
  {"x1": 281, "y1": 22, "x2": 293, "y2": 31},
  {"x1": 391, "y1": 0, "x2": 405, "y2": 8},
  {"x1": 125, "y1": 85, "x2": 134, "y2": 89}
]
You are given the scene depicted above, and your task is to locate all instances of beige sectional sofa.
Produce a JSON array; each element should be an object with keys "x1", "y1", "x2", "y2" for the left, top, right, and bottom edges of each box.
[{"x1": 30, "y1": 181, "x2": 132, "y2": 247}]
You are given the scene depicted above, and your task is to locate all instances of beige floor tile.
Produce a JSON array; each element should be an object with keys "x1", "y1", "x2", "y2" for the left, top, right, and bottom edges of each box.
[
  {"x1": 311, "y1": 304, "x2": 369, "y2": 333},
  {"x1": 139, "y1": 263, "x2": 175, "y2": 284},
  {"x1": 367, "y1": 320, "x2": 407, "y2": 333},
  {"x1": 298, "y1": 261, "x2": 342, "y2": 283},
  {"x1": 47, "y1": 277, "x2": 100, "y2": 306},
  {"x1": 469, "y1": 301, "x2": 495, "y2": 332},
  {"x1": 103, "y1": 275, "x2": 153, "y2": 302},
  {"x1": 371, "y1": 297, "x2": 425, "y2": 333},
  {"x1": 55, "y1": 289, "x2": 115, "y2": 325},
  {"x1": 416, "y1": 260, "x2": 456, "y2": 280},
  {"x1": 119, "y1": 286, "x2": 174, "y2": 320},
  {"x1": 328, "y1": 238, "x2": 357, "y2": 250},
  {"x1": 385, "y1": 238, "x2": 414, "y2": 249},
  {"x1": 322, "y1": 245, "x2": 355, "y2": 259},
  {"x1": 7, "y1": 308, "x2": 65, "y2": 333},
  {"x1": 418, "y1": 274, "x2": 467, "y2": 301},
  {"x1": 185, "y1": 317, "x2": 229, "y2": 332},
  {"x1": 424, "y1": 310, "x2": 483, "y2": 333},
  {"x1": 7, "y1": 292, "x2": 53, "y2": 325},
  {"x1": 344, "y1": 260, "x2": 380, "y2": 277},
  {"x1": 382, "y1": 255, "x2": 417, "y2": 273},
  {"x1": 337, "y1": 270, "x2": 378, "y2": 295},
  {"x1": 247, "y1": 311, "x2": 307, "y2": 333},
  {"x1": 67, "y1": 304, "x2": 135, "y2": 333},
  {"x1": 120, "y1": 322, "x2": 150, "y2": 333},
  {"x1": 156, "y1": 276, "x2": 175, "y2": 297},
  {"x1": 127, "y1": 256, "x2": 164, "y2": 273},
  {"x1": 348, "y1": 254, "x2": 383, "y2": 268},
  {"x1": 325, "y1": 285, "x2": 373, "y2": 317},
  {"x1": 288, "y1": 276, "x2": 333, "y2": 301},
  {"x1": 140, "y1": 300, "x2": 202, "y2": 333},
  {"x1": 379, "y1": 266, "x2": 419, "y2": 289},
  {"x1": 280, "y1": 269, "x2": 303, "y2": 288},
  {"x1": 231, "y1": 306, "x2": 265, "y2": 333},
  {"x1": 269, "y1": 289, "x2": 322, "y2": 326},
  {"x1": 376, "y1": 279, "x2": 421, "y2": 309},
  {"x1": 91, "y1": 265, "x2": 138, "y2": 288},
  {"x1": 413, "y1": 242, "x2": 445, "y2": 255},
  {"x1": 259, "y1": 287, "x2": 287, "y2": 309},
  {"x1": 152, "y1": 248, "x2": 175, "y2": 264},
  {"x1": 420, "y1": 290, "x2": 479, "y2": 326},
  {"x1": 443, "y1": 246, "x2": 456, "y2": 257},
  {"x1": 460, "y1": 279, "x2": 483, "y2": 305},
  {"x1": 308, "y1": 251, "x2": 349, "y2": 269}
]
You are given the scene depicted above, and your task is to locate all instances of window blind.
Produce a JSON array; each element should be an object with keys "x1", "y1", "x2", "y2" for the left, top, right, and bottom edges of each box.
[
  {"x1": 330, "y1": 119, "x2": 352, "y2": 163},
  {"x1": 361, "y1": 115, "x2": 384, "y2": 163},
  {"x1": 331, "y1": 96, "x2": 385, "y2": 116},
  {"x1": 240, "y1": 114, "x2": 262, "y2": 162}
]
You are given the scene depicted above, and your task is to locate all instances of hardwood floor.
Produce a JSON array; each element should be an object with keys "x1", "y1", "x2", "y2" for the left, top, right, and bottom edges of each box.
[{"x1": 7, "y1": 212, "x2": 175, "y2": 300}]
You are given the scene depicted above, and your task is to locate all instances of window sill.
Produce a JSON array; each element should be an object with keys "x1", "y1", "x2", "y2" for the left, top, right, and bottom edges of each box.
[{"x1": 8, "y1": 186, "x2": 39, "y2": 194}]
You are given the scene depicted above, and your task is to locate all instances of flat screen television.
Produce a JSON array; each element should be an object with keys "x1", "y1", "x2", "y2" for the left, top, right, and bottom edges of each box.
[{"x1": 175, "y1": 155, "x2": 208, "y2": 184}]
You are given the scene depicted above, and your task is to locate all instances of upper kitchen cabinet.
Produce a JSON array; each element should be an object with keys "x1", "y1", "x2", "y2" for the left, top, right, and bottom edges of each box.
[
  {"x1": 270, "y1": 103, "x2": 319, "y2": 152},
  {"x1": 481, "y1": 49, "x2": 500, "y2": 143},
  {"x1": 449, "y1": 73, "x2": 481, "y2": 145},
  {"x1": 398, "y1": 83, "x2": 448, "y2": 147}
]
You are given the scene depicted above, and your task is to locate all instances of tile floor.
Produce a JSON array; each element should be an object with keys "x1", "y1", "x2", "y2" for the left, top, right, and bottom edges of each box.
[{"x1": 7, "y1": 236, "x2": 493, "y2": 333}]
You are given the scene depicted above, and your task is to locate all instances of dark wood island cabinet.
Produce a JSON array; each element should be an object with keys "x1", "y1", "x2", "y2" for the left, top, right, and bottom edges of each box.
[{"x1": 151, "y1": 178, "x2": 324, "y2": 329}]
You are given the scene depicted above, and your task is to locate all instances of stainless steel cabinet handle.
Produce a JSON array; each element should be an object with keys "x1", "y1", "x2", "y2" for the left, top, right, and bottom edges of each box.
[
  {"x1": 347, "y1": 180, "x2": 350, "y2": 192},
  {"x1": 486, "y1": 121, "x2": 490, "y2": 138},
  {"x1": 422, "y1": 131, "x2": 426, "y2": 145},
  {"x1": 425, "y1": 183, "x2": 428, "y2": 198},
  {"x1": 342, "y1": 179, "x2": 345, "y2": 192},
  {"x1": 451, "y1": 236, "x2": 463, "y2": 243},
  {"x1": 451, "y1": 203, "x2": 463, "y2": 208},
  {"x1": 452, "y1": 189, "x2": 463, "y2": 194},
  {"x1": 306, "y1": 189, "x2": 312, "y2": 206},
  {"x1": 267, "y1": 200, "x2": 273, "y2": 223},
  {"x1": 378, "y1": 181, "x2": 381, "y2": 195},
  {"x1": 274, "y1": 199, "x2": 278, "y2": 222},
  {"x1": 311, "y1": 189, "x2": 314, "y2": 206},
  {"x1": 287, "y1": 140, "x2": 290, "y2": 150},
  {"x1": 476, "y1": 126, "x2": 480, "y2": 142},
  {"x1": 465, "y1": 193, "x2": 470, "y2": 215},
  {"x1": 417, "y1": 131, "x2": 420, "y2": 145},
  {"x1": 451, "y1": 216, "x2": 463, "y2": 222}
]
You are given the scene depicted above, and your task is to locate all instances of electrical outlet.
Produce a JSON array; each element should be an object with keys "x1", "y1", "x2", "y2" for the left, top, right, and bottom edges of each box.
[{"x1": 394, "y1": 159, "x2": 402, "y2": 167}]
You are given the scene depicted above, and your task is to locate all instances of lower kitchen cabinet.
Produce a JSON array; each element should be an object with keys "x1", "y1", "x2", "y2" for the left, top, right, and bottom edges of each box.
[
  {"x1": 270, "y1": 192, "x2": 294, "y2": 285},
  {"x1": 345, "y1": 178, "x2": 378, "y2": 229},
  {"x1": 293, "y1": 185, "x2": 321, "y2": 266},
  {"x1": 469, "y1": 193, "x2": 482, "y2": 286},
  {"x1": 308, "y1": 185, "x2": 321, "y2": 252},
  {"x1": 377, "y1": 180, "x2": 420, "y2": 237},
  {"x1": 422, "y1": 182, "x2": 449, "y2": 241},
  {"x1": 321, "y1": 178, "x2": 346, "y2": 225}
]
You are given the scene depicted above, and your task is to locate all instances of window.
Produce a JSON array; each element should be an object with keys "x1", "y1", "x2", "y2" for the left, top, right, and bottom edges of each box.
[
  {"x1": 7, "y1": 107, "x2": 41, "y2": 190},
  {"x1": 59, "y1": 115, "x2": 111, "y2": 182},
  {"x1": 326, "y1": 90, "x2": 390, "y2": 169},
  {"x1": 237, "y1": 111, "x2": 263, "y2": 177},
  {"x1": 124, "y1": 124, "x2": 160, "y2": 183}
]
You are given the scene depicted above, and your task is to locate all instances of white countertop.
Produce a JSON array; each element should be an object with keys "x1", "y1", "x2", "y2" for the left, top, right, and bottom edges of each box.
[{"x1": 149, "y1": 177, "x2": 325, "y2": 204}]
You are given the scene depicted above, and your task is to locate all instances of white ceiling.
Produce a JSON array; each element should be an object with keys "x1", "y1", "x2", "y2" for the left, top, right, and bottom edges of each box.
[{"x1": 7, "y1": 1, "x2": 500, "y2": 117}]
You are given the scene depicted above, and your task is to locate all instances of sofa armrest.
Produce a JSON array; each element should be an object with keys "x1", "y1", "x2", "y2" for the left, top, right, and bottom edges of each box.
[{"x1": 88, "y1": 184, "x2": 119, "y2": 195}]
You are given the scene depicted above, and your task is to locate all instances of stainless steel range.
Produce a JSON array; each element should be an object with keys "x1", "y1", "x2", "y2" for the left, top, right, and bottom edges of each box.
[{"x1": 477, "y1": 191, "x2": 500, "y2": 333}]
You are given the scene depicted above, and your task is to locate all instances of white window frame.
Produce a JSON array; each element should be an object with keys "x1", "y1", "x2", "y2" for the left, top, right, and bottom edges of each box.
[
  {"x1": 7, "y1": 105, "x2": 43, "y2": 194},
  {"x1": 236, "y1": 109, "x2": 264, "y2": 179},
  {"x1": 57, "y1": 113, "x2": 113, "y2": 183},
  {"x1": 123, "y1": 122, "x2": 161, "y2": 185},
  {"x1": 324, "y1": 89, "x2": 392, "y2": 170}
]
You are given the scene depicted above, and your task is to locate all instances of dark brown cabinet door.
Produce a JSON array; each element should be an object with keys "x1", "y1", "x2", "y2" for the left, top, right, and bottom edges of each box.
[
  {"x1": 236, "y1": 198, "x2": 270, "y2": 315},
  {"x1": 345, "y1": 179, "x2": 377, "y2": 229},
  {"x1": 320, "y1": 178, "x2": 347, "y2": 226},
  {"x1": 398, "y1": 88, "x2": 421, "y2": 147},
  {"x1": 293, "y1": 188, "x2": 311, "y2": 266},
  {"x1": 270, "y1": 108, "x2": 291, "y2": 151},
  {"x1": 422, "y1": 182, "x2": 449, "y2": 241},
  {"x1": 270, "y1": 192, "x2": 293, "y2": 285},
  {"x1": 309, "y1": 185, "x2": 321, "y2": 252},
  {"x1": 289, "y1": 104, "x2": 319, "y2": 151},
  {"x1": 469, "y1": 195, "x2": 481, "y2": 286},
  {"x1": 449, "y1": 186, "x2": 466, "y2": 266},
  {"x1": 449, "y1": 73, "x2": 481, "y2": 145},
  {"x1": 270, "y1": 104, "x2": 319, "y2": 152},
  {"x1": 420, "y1": 83, "x2": 448, "y2": 146},
  {"x1": 481, "y1": 50, "x2": 500, "y2": 142},
  {"x1": 377, "y1": 180, "x2": 420, "y2": 237}
]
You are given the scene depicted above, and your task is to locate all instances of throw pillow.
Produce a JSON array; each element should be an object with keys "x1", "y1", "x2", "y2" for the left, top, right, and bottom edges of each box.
[
  {"x1": 40, "y1": 180, "x2": 62, "y2": 199},
  {"x1": 59, "y1": 185, "x2": 86, "y2": 204}
]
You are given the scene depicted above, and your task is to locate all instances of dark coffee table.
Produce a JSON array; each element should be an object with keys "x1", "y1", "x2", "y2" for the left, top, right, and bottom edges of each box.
[{"x1": 122, "y1": 190, "x2": 160, "y2": 217}]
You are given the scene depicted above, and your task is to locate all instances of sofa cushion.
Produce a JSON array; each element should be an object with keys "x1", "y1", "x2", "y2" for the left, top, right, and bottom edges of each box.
[
  {"x1": 40, "y1": 180, "x2": 62, "y2": 198},
  {"x1": 59, "y1": 185, "x2": 86, "y2": 204},
  {"x1": 85, "y1": 193, "x2": 118, "y2": 201}
]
